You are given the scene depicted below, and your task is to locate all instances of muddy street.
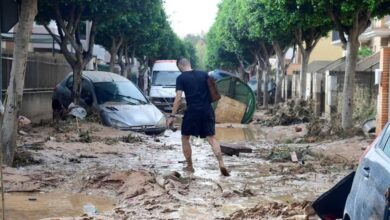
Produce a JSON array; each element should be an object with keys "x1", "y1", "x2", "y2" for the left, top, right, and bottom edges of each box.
[{"x1": 1, "y1": 116, "x2": 371, "y2": 220}]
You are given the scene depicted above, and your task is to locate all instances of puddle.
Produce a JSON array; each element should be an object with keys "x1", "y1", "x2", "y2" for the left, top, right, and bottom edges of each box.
[
  {"x1": 215, "y1": 127, "x2": 255, "y2": 142},
  {"x1": 1, "y1": 192, "x2": 115, "y2": 220}
]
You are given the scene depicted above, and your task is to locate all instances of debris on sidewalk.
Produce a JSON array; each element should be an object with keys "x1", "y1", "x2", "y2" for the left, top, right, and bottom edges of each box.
[
  {"x1": 227, "y1": 201, "x2": 315, "y2": 220},
  {"x1": 262, "y1": 100, "x2": 313, "y2": 126}
]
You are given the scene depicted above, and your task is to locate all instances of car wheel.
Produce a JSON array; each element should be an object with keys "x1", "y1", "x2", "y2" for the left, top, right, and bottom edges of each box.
[
  {"x1": 52, "y1": 100, "x2": 65, "y2": 120},
  {"x1": 99, "y1": 111, "x2": 111, "y2": 126}
]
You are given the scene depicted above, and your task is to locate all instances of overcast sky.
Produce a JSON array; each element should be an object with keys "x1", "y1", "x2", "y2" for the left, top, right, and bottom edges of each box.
[{"x1": 163, "y1": 0, "x2": 221, "y2": 38}]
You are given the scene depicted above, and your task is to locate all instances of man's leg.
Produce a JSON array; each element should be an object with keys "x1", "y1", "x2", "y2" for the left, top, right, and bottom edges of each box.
[
  {"x1": 207, "y1": 136, "x2": 230, "y2": 176},
  {"x1": 181, "y1": 135, "x2": 194, "y2": 172}
]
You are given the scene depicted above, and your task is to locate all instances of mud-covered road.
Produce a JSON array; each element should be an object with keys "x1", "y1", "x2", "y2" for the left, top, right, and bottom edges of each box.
[{"x1": 1, "y1": 116, "x2": 373, "y2": 219}]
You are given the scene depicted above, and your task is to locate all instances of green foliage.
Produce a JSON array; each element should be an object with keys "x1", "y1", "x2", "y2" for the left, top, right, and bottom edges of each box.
[
  {"x1": 184, "y1": 34, "x2": 206, "y2": 70},
  {"x1": 358, "y1": 46, "x2": 374, "y2": 58},
  {"x1": 322, "y1": 0, "x2": 390, "y2": 44}
]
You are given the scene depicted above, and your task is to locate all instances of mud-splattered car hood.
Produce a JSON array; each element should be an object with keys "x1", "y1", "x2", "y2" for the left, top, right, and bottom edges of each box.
[{"x1": 100, "y1": 102, "x2": 164, "y2": 127}]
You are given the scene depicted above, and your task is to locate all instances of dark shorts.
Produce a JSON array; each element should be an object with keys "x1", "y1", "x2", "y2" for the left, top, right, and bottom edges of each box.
[{"x1": 181, "y1": 106, "x2": 215, "y2": 138}]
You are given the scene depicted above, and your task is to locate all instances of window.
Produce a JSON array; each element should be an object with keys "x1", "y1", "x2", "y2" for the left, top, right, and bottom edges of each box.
[
  {"x1": 66, "y1": 76, "x2": 73, "y2": 90},
  {"x1": 94, "y1": 81, "x2": 148, "y2": 105},
  {"x1": 152, "y1": 71, "x2": 181, "y2": 86},
  {"x1": 380, "y1": 125, "x2": 390, "y2": 157}
]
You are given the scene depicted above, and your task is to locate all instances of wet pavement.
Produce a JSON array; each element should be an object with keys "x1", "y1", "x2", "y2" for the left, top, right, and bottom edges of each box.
[
  {"x1": 2, "y1": 121, "x2": 371, "y2": 219},
  {"x1": 2, "y1": 192, "x2": 115, "y2": 220}
]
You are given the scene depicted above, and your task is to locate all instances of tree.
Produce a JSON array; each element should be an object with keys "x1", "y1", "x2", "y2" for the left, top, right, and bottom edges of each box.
[
  {"x1": 184, "y1": 34, "x2": 206, "y2": 70},
  {"x1": 205, "y1": 24, "x2": 240, "y2": 71},
  {"x1": 0, "y1": 0, "x2": 37, "y2": 165},
  {"x1": 234, "y1": 0, "x2": 275, "y2": 108},
  {"x1": 241, "y1": 0, "x2": 296, "y2": 104},
  {"x1": 95, "y1": 0, "x2": 165, "y2": 76},
  {"x1": 323, "y1": 0, "x2": 390, "y2": 129},
  {"x1": 36, "y1": 0, "x2": 132, "y2": 104},
  {"x1": 276, "y1": 0, "x2": 332, "y2": 99}
]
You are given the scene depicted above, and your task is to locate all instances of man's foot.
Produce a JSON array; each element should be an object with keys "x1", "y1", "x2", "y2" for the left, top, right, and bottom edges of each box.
[
  {"x1": 220, "y1": 167, "x2": 230, "y2": 176},
  {"x1": 183, "y1": 166, "x2": 195, "y2": 172}
]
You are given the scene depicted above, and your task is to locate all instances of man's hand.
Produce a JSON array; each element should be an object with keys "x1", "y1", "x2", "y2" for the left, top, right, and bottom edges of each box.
[{"x1": 166, "y1": 117, "x2": 175, "y2": 128}]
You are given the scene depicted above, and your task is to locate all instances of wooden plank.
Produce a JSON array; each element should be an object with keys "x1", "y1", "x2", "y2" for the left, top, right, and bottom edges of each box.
[{"x1": 220, "y1": 143, "x2": 252, "y2": 156}]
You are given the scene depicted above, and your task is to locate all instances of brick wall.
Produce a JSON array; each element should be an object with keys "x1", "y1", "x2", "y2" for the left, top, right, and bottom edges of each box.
[{"x1": 377, "y1": 47, "x2": 390, "y2": 134}]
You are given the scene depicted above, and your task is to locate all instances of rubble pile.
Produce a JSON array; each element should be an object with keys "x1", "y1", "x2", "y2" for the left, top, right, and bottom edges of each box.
[
  {"x1": 305, "y1": 114, "x2": 364, "y2": 142},
  {"x1": 227, "y1": 201, "x2": 315, "y2": 220},
  {"x1": 263, "y1": 100, "x2": 313, "y2": 126}
]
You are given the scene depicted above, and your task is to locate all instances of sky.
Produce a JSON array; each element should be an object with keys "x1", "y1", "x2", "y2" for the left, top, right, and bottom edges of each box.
[{"x1": 163, "y1": 0, "x2": 221, "y2": 38}]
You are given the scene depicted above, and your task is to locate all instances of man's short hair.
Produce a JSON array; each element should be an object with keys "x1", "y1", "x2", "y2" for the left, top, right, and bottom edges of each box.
[{"x1": 177, "y1": 57, "x2": 191, "y2": 67}]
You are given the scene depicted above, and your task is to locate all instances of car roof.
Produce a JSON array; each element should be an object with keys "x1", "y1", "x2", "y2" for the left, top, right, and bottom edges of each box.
[{"x1": 68, "y1": 71, "x2": 129, "y2": 83}]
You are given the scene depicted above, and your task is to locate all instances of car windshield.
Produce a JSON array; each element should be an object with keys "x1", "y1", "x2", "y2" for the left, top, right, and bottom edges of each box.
[
  {"x1": 94, "y1": 81, "x2": 148, "y2": 105},
  {"x1": 152, "y1": 71, "x2": 181, "y2": 86}
]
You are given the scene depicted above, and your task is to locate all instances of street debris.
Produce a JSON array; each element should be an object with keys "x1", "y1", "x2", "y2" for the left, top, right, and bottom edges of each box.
[
  {"x1": 13, "y1": 147, "x2": 43, "y2": 167},
  {"x1": 262, "y1": 100, "x2": 313, "y2": 126},
  {"x1": 18, "y1": 115, "x2": 31, "y2": 128},
  {"x1": 227, "y1": 201, "x2": 315, "y2": 220},
  {"x1": 290, "y1": 151, "x2": 299, "y2": 162},
  {"x1": 3, "y1": 111, "x2": 370, "y2": 219},
  {"x1": 220, "y1": 143, "x2": 252, "y2": 156},
  {"x1": 68, "y1": 103, "x2": 87, "y2": 120}
]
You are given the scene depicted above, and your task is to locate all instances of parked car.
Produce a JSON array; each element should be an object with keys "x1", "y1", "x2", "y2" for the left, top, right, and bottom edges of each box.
[
  {"x1": 343, "y1": 123, "x2": 390, "y2": 220},
  {"x1": 208, "y1": 69, "x2": 238, "y2": 81},
  {"x1": 52, "y1": 71, "x2": 166, "y2": 135}
]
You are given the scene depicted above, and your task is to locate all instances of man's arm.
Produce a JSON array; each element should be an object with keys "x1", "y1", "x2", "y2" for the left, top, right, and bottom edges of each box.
[
  {"x1": 167, "y1": 90, "x2": 182, "y2": 128},
  {"x1": 171, "y1": 90, "x2": 183, "y2": 116}
]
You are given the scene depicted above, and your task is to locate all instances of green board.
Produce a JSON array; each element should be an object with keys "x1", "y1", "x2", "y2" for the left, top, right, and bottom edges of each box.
[{"x1": 213, "y1": 77, "x2": 256, "y2": 124}]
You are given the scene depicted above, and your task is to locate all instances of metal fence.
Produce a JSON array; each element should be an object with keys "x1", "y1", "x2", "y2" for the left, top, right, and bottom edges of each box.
[{"x1": 1, "y1": 53, "x2": 71, "y2": 92}]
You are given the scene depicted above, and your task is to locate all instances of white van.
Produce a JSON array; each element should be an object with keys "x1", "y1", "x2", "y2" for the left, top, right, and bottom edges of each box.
[{"x1": 149, "y1": 60, "x2": 183, "y2": 112}]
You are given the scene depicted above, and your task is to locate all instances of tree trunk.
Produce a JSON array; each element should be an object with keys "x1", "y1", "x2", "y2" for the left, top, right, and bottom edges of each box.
[
  {"x1": 275, "y1": 66, "x2": 283, "y2": 104},
  {"x1": 263, "y1": 69, "x2": 269, "y2": 109},
  {"x1": 273, "y1": 41, "x2": 287, "y2": 104},
  {"x1": 109, "y1": 36, "x2": 123, "y2": 73},
  {"x1": 118, "y1": 47, "x2": 125, "y2": 76},
  {"x1": 0, "y1": 0, "x2": 37, "y2": 166},
  {"x1": 256, "y1": 66, "x2": 262, "y2": 104},
  {"x1": 342, "y1": 35, "x2": 359, "y2": 130},
  {"x1": 300, "y1": 52, "x2": 309, "y2": 99},
  {"x1": 72, "y1": 61, "x2": 83, "y2": 104},
  {"x1": 109, "y1": 42, "x2": 116, "y2": 72}
]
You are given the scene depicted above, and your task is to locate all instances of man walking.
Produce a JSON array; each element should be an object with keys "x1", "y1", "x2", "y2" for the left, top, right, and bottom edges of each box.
[{"x1": 167, "y1": 58, "x2": 229, "y2": 176}]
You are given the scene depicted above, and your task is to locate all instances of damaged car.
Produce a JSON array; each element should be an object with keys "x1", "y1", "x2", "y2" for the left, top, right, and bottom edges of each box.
[
  {"x1": 313, "y1": 123, "x2": 390, "y2": 220},
  {"x1": 52, "y1": 71, "x2": 166, "y2": 135},
  {"x1": 343, "y1": 123, "x2": 390, "y2": 220}
]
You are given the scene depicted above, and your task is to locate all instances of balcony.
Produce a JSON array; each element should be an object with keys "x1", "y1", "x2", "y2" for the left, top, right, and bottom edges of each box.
[{"x1": 331, "y1": 17, "x2": 390, "y2": 46}]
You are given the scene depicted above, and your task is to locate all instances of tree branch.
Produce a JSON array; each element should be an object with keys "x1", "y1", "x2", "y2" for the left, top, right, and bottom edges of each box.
[
  {"x1": 325, "y1": 1, "x2": 348, "y2": 46},
  {"x1": 68, "y1": 5, "x2": 75, "y2": 34},
  {"x1": 43, "y1": 23, "x2": 61, "y2": 45}
]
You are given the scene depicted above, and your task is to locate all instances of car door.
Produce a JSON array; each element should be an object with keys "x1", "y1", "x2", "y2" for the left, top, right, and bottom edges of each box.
[
  {"x1": 62, "y1": 76, "x2": 74, "y2": 108},
  {"x1": 357, "y1": 124, "x2": 390, "y2": 219},
  {"x1": 80, "y1": 79, "x2": 95, "y2": 112}
]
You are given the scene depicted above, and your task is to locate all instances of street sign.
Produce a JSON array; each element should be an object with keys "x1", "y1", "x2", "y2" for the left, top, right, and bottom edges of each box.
[{"x1": 1, "y1": 0, "x2": 19, "y2": 33}]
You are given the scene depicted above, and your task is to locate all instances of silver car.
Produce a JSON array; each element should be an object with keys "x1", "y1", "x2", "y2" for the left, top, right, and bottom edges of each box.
[{"x1": 52, "y1": 71, "x2": 166, "y2": 135}]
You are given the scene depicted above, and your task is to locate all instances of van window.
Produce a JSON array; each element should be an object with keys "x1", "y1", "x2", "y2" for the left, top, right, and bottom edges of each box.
[{"x1": 152, "y1": 71, "x2": 181, "y2": 86}]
